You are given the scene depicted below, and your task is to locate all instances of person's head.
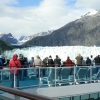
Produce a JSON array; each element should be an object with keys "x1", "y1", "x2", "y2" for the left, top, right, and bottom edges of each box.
[
  {"x1": 78, "y1": 54, "x2": 81, "y2": 56},
  {"x1": 12, "y1": 54, "x2": 18, "y2": 61},
  {"x1": 56, "y1": 55, "x2": 58, "y2": 58},
  {"x1": 31, "y1": 57, "x2": 34, "y2": 60},
  {"x1": 67, "y1": 56, "x2": 70, "y2": 59},
  {"x1": 90, "y1": 55, "x2": 93, "y2": 58},
  {"x1": 63, "y1": 61, "x2": 65, "y2": 65},
  {"x1": 19, "y1": 54, "x2": 23, "y2": 58},
  {"x1": 49, "y1": 55, "x2": 52, "y2": 58},
  {"x1": 46, "y1": 57, "x2": 48, "y2": 59},
  {"x1": 36, "y1": 55, "x2": 40, "y2": 59},
  {"x1": 87, "y1": 57, "x2": 89, "y2": 59}
]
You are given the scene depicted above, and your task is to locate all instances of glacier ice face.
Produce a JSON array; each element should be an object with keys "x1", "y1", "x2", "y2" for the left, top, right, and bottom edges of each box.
[{"x1": 3, "y1": 46, "x2": 99, "y2": 64}]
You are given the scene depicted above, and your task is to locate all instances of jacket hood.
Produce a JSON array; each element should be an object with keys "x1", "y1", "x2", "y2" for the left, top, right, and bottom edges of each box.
[{"x1": 12, "y1": 54, "x2": 18, "y2": 61}]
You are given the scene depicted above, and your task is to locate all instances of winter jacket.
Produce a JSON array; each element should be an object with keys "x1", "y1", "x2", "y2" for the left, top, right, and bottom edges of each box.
[
  {"x1": 54, "y1": 58, "x2": 61, "y2": 67},
  {"x1": 65, "y1": 58, "x2": 74, "y2": 67},
  {"x1": 19, "y1": 57, "x2": 26, "y2": 68},
  {"x1": 75, "y1": 55, "x2": 83, "y2": 65},
  {"x1": 9, "y1": 54, "x2": 21, "y2": 74},
  {"x1": 33, "y1": 58, "x2": 43, "y2": 68},
  {"x1": 48, "y1": 58, "x2": 54, "y2": 67}
]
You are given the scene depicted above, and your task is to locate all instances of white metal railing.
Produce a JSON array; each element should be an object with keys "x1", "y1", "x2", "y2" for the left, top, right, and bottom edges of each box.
[{"x1": 0, "y1": 65, "x2": 100, "y2": 89}]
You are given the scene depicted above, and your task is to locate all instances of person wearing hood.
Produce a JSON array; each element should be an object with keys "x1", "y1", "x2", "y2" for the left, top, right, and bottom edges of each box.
[
  {"x1": 65, "y1": 56, "x2": 74, "y2": 74},
  {"x1": 75, "y1": 54, "x2": 83, "y2": 66},
  {"x1": 9, "y1": 54, "x2": 21, "y2": 88},
  {"x1": 65, "y1": 56, "x2": 74, "y2": 67}
]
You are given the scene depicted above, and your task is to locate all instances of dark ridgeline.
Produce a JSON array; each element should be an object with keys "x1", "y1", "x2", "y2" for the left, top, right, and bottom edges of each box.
[
  {"x1": 22, "y1": 10, "x2": 100, "y2": 46},
  {"x1": 0, "y1": 39, "x2": 13, "y2": 52}
]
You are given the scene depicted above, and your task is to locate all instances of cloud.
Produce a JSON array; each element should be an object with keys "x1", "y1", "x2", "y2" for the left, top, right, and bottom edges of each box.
[
  {"x1": 0, "y1": 0, "x2": 18, "y2": 5},
  {"x1": 0, "y1": 0, "x2": 98, "y2": 39},
  {"x1": 75, "y1": 0, "x2": 100, "y2": 9}
]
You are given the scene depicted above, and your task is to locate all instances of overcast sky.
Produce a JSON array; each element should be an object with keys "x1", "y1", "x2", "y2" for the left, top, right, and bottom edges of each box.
[{"x1": 0, "y1": 0, "x2": 100, "y2": 39}]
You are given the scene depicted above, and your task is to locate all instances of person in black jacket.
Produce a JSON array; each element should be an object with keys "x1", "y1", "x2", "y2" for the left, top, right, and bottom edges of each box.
[
  {"x1": 54, "y1": 55, "x2": 61, "y2": 67},
  {"x1": 86, "y1": 57, "x2": 91, "y2": 66},
  {"x1": 48, "y1": 55, "x2": 54, "y2": 67},
  {"x1": 43, "y1": 57, "x2": 48, "y2": 67},
  {"x1": 18, "y1": 54, "x2": 26, "y2": 80}
]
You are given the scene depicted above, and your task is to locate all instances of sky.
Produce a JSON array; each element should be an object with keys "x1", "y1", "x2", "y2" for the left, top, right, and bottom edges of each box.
[{"x1": 0, "y1": 0, "x2": 100, "y2": 39}]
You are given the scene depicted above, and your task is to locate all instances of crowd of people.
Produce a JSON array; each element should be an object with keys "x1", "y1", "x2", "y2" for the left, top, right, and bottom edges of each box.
[
  {"x1": 0, "y1": 53, "x2": 100, "y2": 88},
  {"x1": 0, "y1": 53, "x2": 100, "y2": 69}
]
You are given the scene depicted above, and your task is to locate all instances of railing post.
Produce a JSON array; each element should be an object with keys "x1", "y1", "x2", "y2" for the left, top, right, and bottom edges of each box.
[
  {"x1": 14, "y1": 68, "x2": 16, "y2": 88},
  {"x1": 74, "y1": 65, "x2": 76, "y2": 85},
  {"x1": 90, "y1": 66, "x2": 92, "y2": 83},
  {"x1": 55, "y1": 67, "x2": 56, "y2": 87},
  {"x1": 39, "y1": 67, "x2": 41, "y2": 88},
  {"x1": 14, "y1": 95, "x2": 20, "y2": 100}
]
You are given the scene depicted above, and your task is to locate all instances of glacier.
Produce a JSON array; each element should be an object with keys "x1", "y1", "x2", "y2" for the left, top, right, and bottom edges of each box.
[{"x1": 3, "y1": 46, "x2": 100, "y2": 64}]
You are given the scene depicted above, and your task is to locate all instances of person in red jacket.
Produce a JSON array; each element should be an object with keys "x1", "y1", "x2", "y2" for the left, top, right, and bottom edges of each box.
[
  {"x1": 9, "y1": 54, "x2": 21, "y2": 88},
  {"x1": 65, "y1": 56, "x2": 74, "y2": 67},
  {"x1": 65, "y1": 56, "x2": 74, "y2": 74}
]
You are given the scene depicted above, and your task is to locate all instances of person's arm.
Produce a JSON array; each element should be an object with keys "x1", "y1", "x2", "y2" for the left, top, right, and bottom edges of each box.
[
  {"x1": 9, "y1": 60, "x2": 12, "y2": 69},
  {"x1": 17, "y1": 60, "x2": 21, "y2": 68}
]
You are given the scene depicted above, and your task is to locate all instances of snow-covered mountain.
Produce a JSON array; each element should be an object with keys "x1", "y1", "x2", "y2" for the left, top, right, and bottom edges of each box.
[
  {"x1": 0, "y1": 33, "x2": 18, "y2": 44},
  {"x1": 81, "y1": 10, "x2": 98, "y2": 17},
  {"x1": 22, "y1": 10, "x2": 100, "y2": 46},
  {"x1": 18, "y1": 30, "x2": 54, "y2": 45},
  {"x1": 0, "y1": 30, "x2": 54, "y2": 45}
]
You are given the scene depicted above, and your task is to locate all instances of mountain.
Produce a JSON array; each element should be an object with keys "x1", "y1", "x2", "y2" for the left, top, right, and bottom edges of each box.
[
  {"x1": 18, "y1": 30, "x2": 53, "y2": 45},
  {"x1": 0, "y1": 33, "x2": 18, "y2": 44},
  {"x1": 0, "y1": 30, "x2": 53, "y2": 46},
  {"x1": 0, "y1": 40, "x2": 13, "y2": 51},
  {"x1": 22, "y1": 10, "x2": 100, "y2": 46}
]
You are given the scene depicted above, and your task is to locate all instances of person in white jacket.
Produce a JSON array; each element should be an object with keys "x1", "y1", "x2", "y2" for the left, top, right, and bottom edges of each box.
[{"x1": 33, "y1": 55, "x2": 43, "y2": 78}]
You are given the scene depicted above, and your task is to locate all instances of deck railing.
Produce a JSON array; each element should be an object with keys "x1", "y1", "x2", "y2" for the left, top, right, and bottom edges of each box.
[
  {"x1": 0, "y1": 65, "x2": 100, "y2": 88},
  {"x1": 0, "y1": 85, "x2": 57, "y2": 100}
]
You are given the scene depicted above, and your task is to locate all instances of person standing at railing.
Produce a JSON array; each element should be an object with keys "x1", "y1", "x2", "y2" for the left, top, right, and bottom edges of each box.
[
  {"x1": 54, "y1": 55, "x2": 61, "y2": 67},
  {"x1": 29, "y1": 57, "x2": 34, "y2": 67},
  {"x1": 94, "y1": 55, "x2": 100, "y2": 73},
  {"x1": 18, "y1": 54, "x2": 26, "y2": 80},
  {"x1": 0, "y1": 55, "x2": 4, "y2": 69},
  {"x1": 65, "y1": 56, "x2": 74, "y2": 74},
  {"x1": 43, "y1": 57, "x2": 48, "y2": 76},
  {"x1": 86, "y1": 57, "x2": 91, "y2": 66},
  {"x1": 65, "y1": 56, "x2": 74, "y2": 66},
  {"x1": 9, "y1": 54, "x2": 21, "y2": 88},
  {"x1": 33, "y1": 55, "x2": 43, "y2": 78},
  {"x1": 48, "y1": 55, "x2": 54, "y2": 67},
  {"x1": 43, "y1": 57, "x2": 48, "y2": 67},
  {"x1": 94, "y1": 55, "x2": 100, "y2": 65},
  {"x1": 75, "y1": 54, "x2": 83, "y2": 66},
  {"x1": 90, "y1": 55, "x2": 94, "y2": 66}
]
